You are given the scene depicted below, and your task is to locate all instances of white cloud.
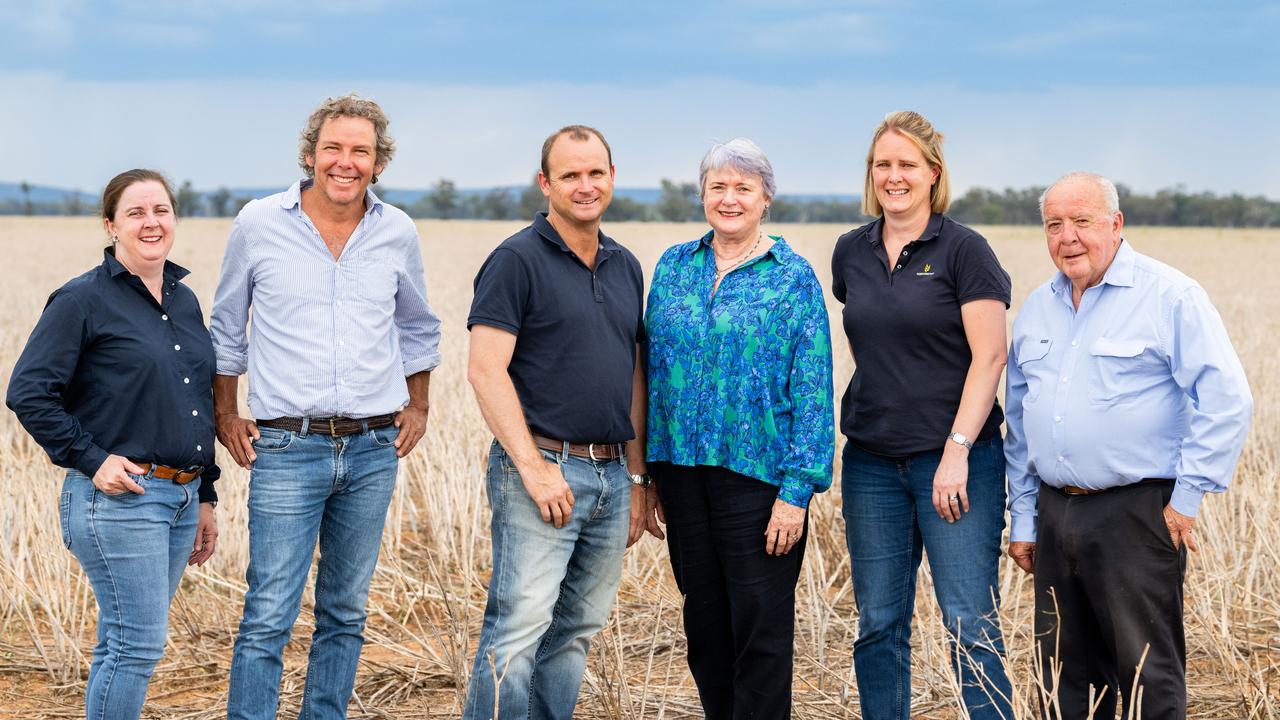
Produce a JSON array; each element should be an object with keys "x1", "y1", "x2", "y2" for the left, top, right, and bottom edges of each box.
[{"x1": 0, "y1": 71, "x2": 1276, "y2": 199}]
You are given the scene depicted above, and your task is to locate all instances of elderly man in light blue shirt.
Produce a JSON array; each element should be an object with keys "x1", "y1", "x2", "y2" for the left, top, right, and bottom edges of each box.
[
  {"x1": 1005, "y1": 172, "x2": 1251, "y2": 720},
  {"x1": 210, "y1": 94, "x2": 441, "y2": 720}
]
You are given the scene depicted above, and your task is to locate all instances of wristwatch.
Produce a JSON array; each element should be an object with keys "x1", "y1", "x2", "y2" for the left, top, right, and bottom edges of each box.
[
  {"x1": 947, "y1": 432, "x2": 973, "y2": 450},
  {"x1": 629, "y1": 473, "x2": 653, "y2": 487}
]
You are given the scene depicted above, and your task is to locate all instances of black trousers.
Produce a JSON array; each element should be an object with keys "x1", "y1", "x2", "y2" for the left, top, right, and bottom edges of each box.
[
  {"x1": 655, "y1": 463, "x2": 807, "y2": 720},
  {"x1": 1034, "y1": 481, "x2": 1187, "y2": 720}
]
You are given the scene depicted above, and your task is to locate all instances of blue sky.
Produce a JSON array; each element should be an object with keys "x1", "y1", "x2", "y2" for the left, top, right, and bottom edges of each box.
[{"x1": 2, "y1": 1, "x2": 1277, "y2": 196}]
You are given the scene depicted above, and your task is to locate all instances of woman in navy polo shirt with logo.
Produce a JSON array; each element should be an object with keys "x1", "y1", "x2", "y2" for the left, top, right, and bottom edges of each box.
[
  {"x1": 6, "y1": 169, "x2": 219, "y2": 719},
  {"x1": 832, "y1": 112, "x2": 1013, "y2": 720}
]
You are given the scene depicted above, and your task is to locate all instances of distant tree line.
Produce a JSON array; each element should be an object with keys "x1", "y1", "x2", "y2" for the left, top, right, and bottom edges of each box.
[{"x1": 5, "y1": 177, "x2": 1280, "y2": 227}]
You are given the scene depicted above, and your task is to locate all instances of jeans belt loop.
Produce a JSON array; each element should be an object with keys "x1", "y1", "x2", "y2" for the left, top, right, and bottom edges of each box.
[
  {"x1": 618, "y1": 446, "x2": 626, "y2": 466},
  {"x1": 300, "y1": 417, "x2": 310, "y2": 437},
  {"x1": 560, "y1": 440, "x2": 570, "y2": 463},
  {"x1": 144, "y1": 462, "x2": 156, "y2": 480},
  {"x1": 361, "y1": 418, "x2": 370, "y2": 434}
]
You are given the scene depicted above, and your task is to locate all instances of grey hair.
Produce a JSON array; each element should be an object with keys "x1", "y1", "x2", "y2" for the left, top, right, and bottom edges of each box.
[
  {"x1": 1039, "y1": 171, "x2": 1120, "y2": 218},
  {"x1": 699, "y1": 138, "x2": 777, "y2": 202}
]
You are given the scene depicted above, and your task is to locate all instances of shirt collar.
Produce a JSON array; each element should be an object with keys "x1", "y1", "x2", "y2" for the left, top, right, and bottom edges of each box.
[
  {"x1": 864, "y1": 213, "x2": 944, "y2": 247},
  {"x1": 280, "y1": 179, "x2": 385, "y2": 218},
  {"x1": 692, "y1": 229, "x2": 791, "y2": 263},
  {"x1": 1050, "y1": 238, "x2": 1134, "y2": 296},
  {"x1": 533, "y1": 212, "x2": 618, "y2": 257},
  {"x1": 102, "y1": 245, "x2": 190, "y2": 282}
]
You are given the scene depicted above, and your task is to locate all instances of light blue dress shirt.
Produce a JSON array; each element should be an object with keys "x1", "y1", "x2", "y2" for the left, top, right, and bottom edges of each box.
[
  {"x1": 1005, "y1": 241, "x2": 1252, "y2": 543},
  {"x1": 210, "y1": 180, "x2": 442, "y2": 420}
]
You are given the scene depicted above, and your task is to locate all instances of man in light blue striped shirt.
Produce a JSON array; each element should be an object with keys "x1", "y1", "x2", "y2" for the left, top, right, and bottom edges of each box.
[
  {"x1": 1005, "y1": 172, "x2": 1252, "y2": 720},
  {"x1": 210, "y1": 94, "x2": 441, "y2": 720}
]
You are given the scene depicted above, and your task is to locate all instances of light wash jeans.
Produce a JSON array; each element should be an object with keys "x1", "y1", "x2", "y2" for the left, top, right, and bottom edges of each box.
[
  {"x1": 61, "y1": 468, "x2": 201, "y2": 720},
  {"x1": 463, "y1": 440, "x2": 632, "y2": 720},
  {"x1": 226, "y1": 422, "x2": 399, "y2": 720},
  {"x1": 841, "y1": 437, "x2": 1014, "y2": 720}
]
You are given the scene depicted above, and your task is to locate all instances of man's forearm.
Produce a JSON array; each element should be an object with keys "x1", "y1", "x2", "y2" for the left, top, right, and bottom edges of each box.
[
  {"x1": 405, "y1": 370, "x2": 431, "y2": 411},
  {"x1": 213, "y1": 374, "x2": 242, "y2": 417},
  {"x1": 469, "y1": 366, "x2": 541, "y2": 471},
  {"x1": 625, "y1": 345, "x2": 648, "y2": 476}
]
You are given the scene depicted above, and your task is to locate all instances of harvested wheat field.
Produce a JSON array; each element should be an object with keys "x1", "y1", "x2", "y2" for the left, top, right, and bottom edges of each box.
[{"x1": 0, "y1": 216, "x2": 1275, "y2": 719}]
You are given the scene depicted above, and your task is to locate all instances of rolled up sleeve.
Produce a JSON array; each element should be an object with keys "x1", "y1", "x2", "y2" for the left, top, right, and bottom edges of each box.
[
  {"x1": 210, "y1": 217, "x2": 252, "y2": 376},
  {"x1": 394, "y1": 230, "x2": 442, "y2": 375}
]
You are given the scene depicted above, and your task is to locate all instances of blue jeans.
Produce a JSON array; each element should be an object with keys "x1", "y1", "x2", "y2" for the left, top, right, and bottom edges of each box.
[
  {"x1": 227, "y1": 423, "x2": 399, "y2": 720},
  {"x1": 841, "y1": 438, "x2": 1013, "y2": 720},
  {"x1": 61, "y1": 468, "x2": 201, "y2": 720},
  {"x1": 463, "y1": 440, "x2": 632, "y2": 720}
]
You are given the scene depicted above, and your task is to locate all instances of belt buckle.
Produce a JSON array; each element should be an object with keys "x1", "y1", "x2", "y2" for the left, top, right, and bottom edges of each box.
[
  {"x1": 180, "y1": 464, "x2": 203, "y2": 483},
  {"x1": 588, "y1": 443, "x2": 599, "y2": 462},
  {"x1": 329, "y1": 417, "x2": 339, "y2": 436}
]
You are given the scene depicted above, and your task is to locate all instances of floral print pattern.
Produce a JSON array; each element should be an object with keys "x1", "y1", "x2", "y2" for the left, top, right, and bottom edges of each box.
[{"x1": 645, "y1": 232, "x2": 835, "y2": 507}]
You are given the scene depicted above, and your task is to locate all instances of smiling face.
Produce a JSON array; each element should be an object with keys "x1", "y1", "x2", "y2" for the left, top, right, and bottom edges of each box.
[
  {"x1": 1042, "y1": 177, "x2": 1124, "y2": 292},
  {"x1": 539, "y1": 133, "x2": 614, "y2": 229},
  {"x1": 702, "y1": 166, "x2": 768, "y2": 242},
  {"x1": 870, "y1": 130, "x2": 939, "y2": 222},
  {"x1": 305, "y1": 115, "x2": 383, "y2": 211},
  {"x1": 104, "y1": 180, "x2": 176, "y2": 274}
]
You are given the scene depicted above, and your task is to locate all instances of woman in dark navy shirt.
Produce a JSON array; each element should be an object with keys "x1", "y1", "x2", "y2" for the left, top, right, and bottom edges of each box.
[
  {"x1": 831, "y1": 112, "x2": 1013, "y2": 720},
  {"x1": 7, "y1": 169, "x2": 220, "y2": 719}
]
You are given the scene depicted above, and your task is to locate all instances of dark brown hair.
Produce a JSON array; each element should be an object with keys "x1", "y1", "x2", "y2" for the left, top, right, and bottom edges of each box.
[
  {"x1": 539, "y1": 125, "x2": 613, "y2": 177},
  {"x1": 101, "y1": 169, "x2": 177, "y2": 220}
]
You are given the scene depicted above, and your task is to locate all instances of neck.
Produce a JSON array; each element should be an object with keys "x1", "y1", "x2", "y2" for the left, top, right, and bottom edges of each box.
[
  {"x1": 881, "y1": 208, "x2": 930, "y2": 244},
  {"x1": 546, "y1": 212, "x2": 601, "y2": 256},
  {"x1": 712, "y1": 224, "x2": 762, "y2": 252},
  {"x1": 301, "y1": 184, "x2": 367, "y2": 225}
]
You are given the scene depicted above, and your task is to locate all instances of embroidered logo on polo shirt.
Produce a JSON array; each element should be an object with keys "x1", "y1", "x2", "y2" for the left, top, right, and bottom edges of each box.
[{"x1": 916, "y1": 263, "x2": 935, "y2": 277}]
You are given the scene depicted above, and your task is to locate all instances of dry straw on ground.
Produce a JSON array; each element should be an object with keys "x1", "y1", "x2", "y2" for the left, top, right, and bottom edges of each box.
[{"x1": 0, "y1": 217, "x2": 1276, "y2": 719}]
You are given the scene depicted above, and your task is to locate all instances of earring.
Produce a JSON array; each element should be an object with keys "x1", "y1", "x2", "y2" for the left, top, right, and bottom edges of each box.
[{"x1": 111, "y1": 234, "x2": 119, "y2": 244}]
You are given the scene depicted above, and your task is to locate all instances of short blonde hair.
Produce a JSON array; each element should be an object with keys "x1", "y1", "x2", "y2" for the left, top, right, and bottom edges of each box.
[
  {"x1": 861, "y1": 110, "x2": 950, "y2": 217},
  {"x1": 298, "y1": 93, "x2": 396, "y2": 182}
]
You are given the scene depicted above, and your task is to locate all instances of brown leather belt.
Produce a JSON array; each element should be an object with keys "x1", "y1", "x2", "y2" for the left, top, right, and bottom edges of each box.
[
  {"x1": 531, "y1": 433, "x2": 624, "y2": 461},
  {"x1": 258, "y1": 414, "x2": 396, "y2": 437},
  {"x1": 130, "y1": 462, "x2": 203, "y2": 485}
]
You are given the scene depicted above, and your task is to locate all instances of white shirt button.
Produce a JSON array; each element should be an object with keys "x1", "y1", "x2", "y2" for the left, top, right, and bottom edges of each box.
[
  {"x1": 196, "y1": 445, "x2": 202, "y2": 452},
  {"x1": 191, "y1": 410, "x2": 198, "y2": 416},
  {"x1": 1057, "y1": 455, "x2": 1065, "y2": 462},
  {"x1": 1061, "y1": 376, "x2": 1068, "y2": 383},
  {"x1": 174, "y1": 344, "x2": 181, "y2": 351},
  {"x1": 339, "y1": 339, "x2": 345, "y2": 346},
  {"x1": 161, "y1": 314, "x2": 169, "y2": 321},
  {"x1": 183, "y1": 377, "x2": 190, "y2": 384},
  {"x1": 1054, "y1": 416, "x2": 1062, "y2": 423},
  {"x1": 1071, "y1": 340, "x2": 1079, "y2": 347}
]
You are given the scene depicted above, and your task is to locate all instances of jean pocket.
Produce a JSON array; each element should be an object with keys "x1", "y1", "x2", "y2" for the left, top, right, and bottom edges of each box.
[
  {"x1": 370, "y1": 424, "x2": 400, "y2": 448},
  {"x1": 252, "y1": 426, "x2": 294, "y2": 452},
  {"x1": 59, "y1": 491, "x2": 72, "y2": 549}
]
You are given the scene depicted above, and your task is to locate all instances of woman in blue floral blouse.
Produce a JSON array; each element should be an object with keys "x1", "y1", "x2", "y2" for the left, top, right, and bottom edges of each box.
[{"x1": 645, "y1": 138, "x2": 834, "y2": 719}]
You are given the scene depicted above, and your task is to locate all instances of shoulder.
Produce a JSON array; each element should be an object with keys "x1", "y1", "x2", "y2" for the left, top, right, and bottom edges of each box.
[
  {"x1": 231, "y1": 189, "x2": 288, "y2": 227},
  {"x1": 656, "y1": 237, "x2": 703, "y2": 268},
  {"x1": 833, "y1": 220, "x2": 877, "y2": 259},
  {"x1": 378, "y1": 201, "x2": 417, "y2": 231},
  {"x1": 938, "y1": 215, "x2": 996, "y2": 254},
  {"x1": 770, "y1": 238, "x2": 820, "y2": 281},
  {"x1": 1129, "y1": 246, "x2": 1199, "y2": 295},
  {"x1": 1011, "y1": 280, "x2": 1057, "y2": 328}
]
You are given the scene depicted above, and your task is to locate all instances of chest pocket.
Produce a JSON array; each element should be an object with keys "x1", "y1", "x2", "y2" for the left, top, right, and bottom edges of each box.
[
  {"x1": 1088, "y1": 337, "x2": 1151, "y2": 405},
  {"x1": 1015, "y1": 337, "x2": 1052, "y2": 403}
]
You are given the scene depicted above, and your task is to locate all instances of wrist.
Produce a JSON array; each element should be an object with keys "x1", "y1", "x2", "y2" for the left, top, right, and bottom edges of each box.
[{"x1": 945, "y1": 431, "x2": 973, "y2": 453}]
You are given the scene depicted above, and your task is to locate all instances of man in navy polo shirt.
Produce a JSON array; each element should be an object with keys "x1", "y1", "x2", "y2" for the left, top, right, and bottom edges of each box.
[{"x1": 462, "y1": 125, "x2": 660, "y2": 719}]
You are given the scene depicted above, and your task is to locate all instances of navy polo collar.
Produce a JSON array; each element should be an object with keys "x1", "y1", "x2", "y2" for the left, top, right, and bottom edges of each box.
[
  {"x1": 102, "y1": 246, "x2": 190, "y2": 283},
  {"x1": 533, "y1": 212, "x2": 619, "y2": 258},
  {"x1": 865, "y1": 213, "x2": 945, "y2": 247}
]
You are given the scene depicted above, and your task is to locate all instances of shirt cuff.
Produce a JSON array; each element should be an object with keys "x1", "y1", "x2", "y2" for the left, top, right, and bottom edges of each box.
[
  {"x1": 403, "y1": 351, "x2": 442, "y2": 376},
  {"x1": 1009, "y1": 513, "x2": 1038, "y2": 543},
  {"x1": 215, "y1": 351, "x2": 248, "y2": 376},
  {"x1": 74, "y1": 445, "x2": 109, "y2": 480},
  {"x1": 198, "y1": 476, "x2": 218, "y2": 504},
  {"x1": 776, "y1": 482, "x2": 813, "y2": 509},
  {"x1": 1169, "y1": 482, "x2": 1205, "y2": 518}
]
